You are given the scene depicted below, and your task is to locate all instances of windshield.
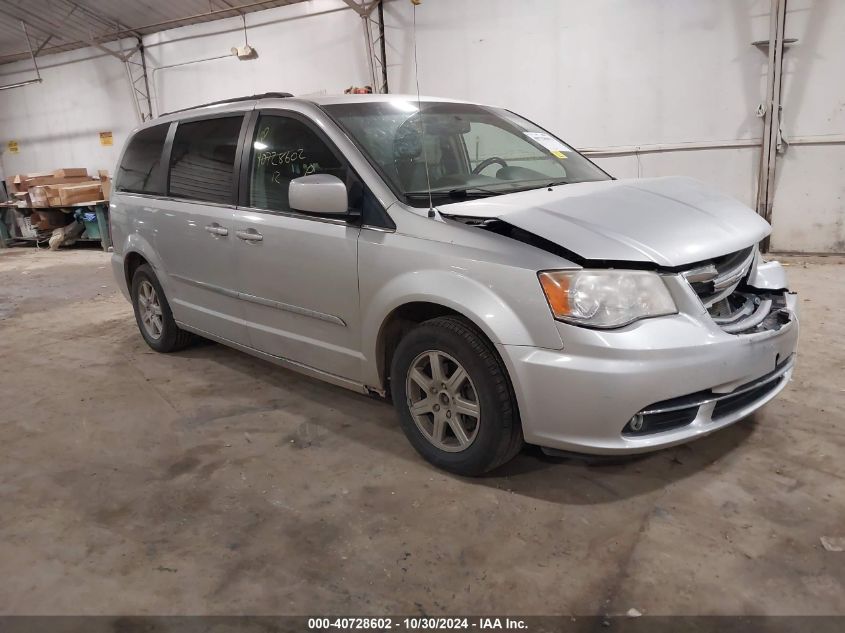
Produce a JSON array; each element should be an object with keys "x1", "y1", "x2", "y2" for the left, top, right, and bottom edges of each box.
[{"x1": 323, "y1": 100, "x2": 611, "y2": 207}]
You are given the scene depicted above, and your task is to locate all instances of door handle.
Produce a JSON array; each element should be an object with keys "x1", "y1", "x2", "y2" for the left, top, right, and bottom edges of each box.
[
  {"x1": 236, "y1": 229, "x2": 263, "y2": 242},
  {"x1": 204, "y1": 224, "x2": 228, "y2": 236}
]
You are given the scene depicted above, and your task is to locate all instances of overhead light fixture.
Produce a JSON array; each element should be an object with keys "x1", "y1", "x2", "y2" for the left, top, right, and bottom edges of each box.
[
  {"x1": 231, "y1": 45, "x2": 257, "y2": 60},
  {"x1": 232, "y1": 14, "x2": 257, "y2": 60}
]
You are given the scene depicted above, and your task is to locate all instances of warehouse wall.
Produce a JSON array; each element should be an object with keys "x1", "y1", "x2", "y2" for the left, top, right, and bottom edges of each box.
[
  {"x1": 0, "y1": 44, "x2": 138, "y2": 178},
  {"x1": 769, "y1": 0, "x2": 845, "y2": 252},
  {"x1": 384, "y1": 0, "x2": 845, "y2": 253},
  {"x1": 0, "y1": 0, "x2": 369, "y2": 179},
  {"x1": 0, "y1": 0, "x2": 842, "y2": 251},
  {"x1": 142, "y1": 0, "x2": 368, "y2": 115}
]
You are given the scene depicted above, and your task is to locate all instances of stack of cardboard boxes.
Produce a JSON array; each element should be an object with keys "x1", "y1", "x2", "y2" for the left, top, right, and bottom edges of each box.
[
  {"x1": 6, "y1": 168, "x2": 110, "y2": 208},
  {"x1": 5, "y1": 168, "x2": 111, "y2": 232}
]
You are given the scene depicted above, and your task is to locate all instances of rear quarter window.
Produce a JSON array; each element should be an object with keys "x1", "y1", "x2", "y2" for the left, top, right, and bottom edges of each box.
[{"x1": 116, "y1": 123, "x2": 170, "y2": 195}]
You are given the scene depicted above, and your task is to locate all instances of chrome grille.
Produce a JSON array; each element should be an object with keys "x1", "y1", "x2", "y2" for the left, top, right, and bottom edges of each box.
[{"x1": 684, "y1": 246, "x2": 756, "y2": 307}]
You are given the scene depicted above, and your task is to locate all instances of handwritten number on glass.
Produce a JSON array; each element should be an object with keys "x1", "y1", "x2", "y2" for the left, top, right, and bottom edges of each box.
[{"x1": 256, "y1": 148, "x2": 308, "y2": 167}]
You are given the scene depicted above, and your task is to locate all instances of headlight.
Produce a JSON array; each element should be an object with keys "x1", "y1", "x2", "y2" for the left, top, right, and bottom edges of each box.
[{"x1": 538, "y1": 269, "x2": 677, "y2": 328}]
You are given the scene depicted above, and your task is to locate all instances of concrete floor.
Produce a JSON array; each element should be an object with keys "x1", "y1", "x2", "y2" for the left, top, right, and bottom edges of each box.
[{"x1": 0, "y1": 245, "x2": 842, "y2": 616}]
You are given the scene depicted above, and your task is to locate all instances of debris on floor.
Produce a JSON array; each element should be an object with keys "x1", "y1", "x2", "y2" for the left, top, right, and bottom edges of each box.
[{"x1": 820, "y1": 536, "x2": 844, "y2": 552}]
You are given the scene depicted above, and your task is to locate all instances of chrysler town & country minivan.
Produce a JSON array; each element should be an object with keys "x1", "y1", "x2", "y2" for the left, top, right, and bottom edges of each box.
[{"x1": 110, "y1": 93, "x2": 799, "y2": 475}]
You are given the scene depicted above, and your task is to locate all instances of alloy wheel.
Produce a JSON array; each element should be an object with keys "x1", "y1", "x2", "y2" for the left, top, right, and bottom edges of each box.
[
  {"x1": 137, "y1": 280, "x2": 164, "y2": 340},
  {"x1": 405, "y1": 350, "x2": 481, "y2": 452}
]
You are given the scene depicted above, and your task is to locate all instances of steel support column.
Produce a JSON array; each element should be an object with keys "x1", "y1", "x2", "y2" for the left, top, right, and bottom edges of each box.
[
  {"x1": 343, "y1": 0, "x2": 389, "y2": 93},
  {"x1": 756, "y1": 0, "x2": 788, "y2": 252},
  {"x1": 123, "y1": 38, "x2": 153, "y2": 122}
]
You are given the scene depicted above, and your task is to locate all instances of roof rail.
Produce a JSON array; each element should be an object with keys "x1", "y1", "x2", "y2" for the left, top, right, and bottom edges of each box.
[{"x1": 160, "y1": 92, "x2": 294, "y2": 117}]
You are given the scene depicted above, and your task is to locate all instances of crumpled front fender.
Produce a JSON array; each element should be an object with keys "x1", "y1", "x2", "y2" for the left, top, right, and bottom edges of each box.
[{"x1": 748, "y1": 255, "x2": 788, "y2": 291}]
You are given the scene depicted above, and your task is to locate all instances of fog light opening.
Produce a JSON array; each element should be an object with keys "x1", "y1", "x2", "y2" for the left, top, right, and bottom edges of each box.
[{"x1": 629, "y1": 414, "x2": 645, "y2": 432}]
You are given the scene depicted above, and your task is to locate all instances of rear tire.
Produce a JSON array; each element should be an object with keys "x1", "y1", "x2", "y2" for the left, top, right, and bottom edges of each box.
[
  {"x1": 131, "y1": 264, "x2": 194, "y2": 353},
  {"x1": 390, "y1": 316, "x2": 523, "y2": 476}
]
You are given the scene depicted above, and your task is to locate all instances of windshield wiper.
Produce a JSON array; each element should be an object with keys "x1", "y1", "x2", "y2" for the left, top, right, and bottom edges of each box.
[
  {"x1": 404, "y1": 187, "x2": 506, "y2": 200},
  {"x1": 405, "y1": 181, "x2": 570, "y2": 202}
]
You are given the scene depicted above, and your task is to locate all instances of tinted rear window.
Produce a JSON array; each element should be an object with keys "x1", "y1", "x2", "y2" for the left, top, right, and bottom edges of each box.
[
  {"x1": 168, "y1": 116, "x2": 243, "y2": 204},
  {"x1": 116, "y1": 123, "x2": 169, "y2": 194}
]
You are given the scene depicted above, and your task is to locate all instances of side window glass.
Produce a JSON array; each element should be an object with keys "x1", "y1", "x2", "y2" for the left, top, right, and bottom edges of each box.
[
  {"x1": 168, "y1": 116, "x2": 243, "y2": 204},
  {"x1": 116, "y1": 123, "x2": 169, "y2": 194},
  {"x1": 250, "y1": 114, "x2": 347, "y2": 212}
]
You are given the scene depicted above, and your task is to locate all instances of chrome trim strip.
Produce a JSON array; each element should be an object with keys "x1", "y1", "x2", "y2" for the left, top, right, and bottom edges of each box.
[
  {"x1": 116, "y1": 192, "x2": 237, "y2": 210},
  {"x1": 238, "y1": 292, "x2": 347, "y2": 327},
  {"x1": 698, "y1": 285, "x2": 732, "y2": 309},
  {"x1": 237, "y1": 205, "x2": 350, "y2": 227},
  {"x1": 170, "y1": 274, "x2": 239, "y2": 298},
  {"x1": 170, "y1": 274, "x2": 346, "y2": 327},
  {"x1": 639, "y1": 354, "x2": 795, "y2": 415},
  {"x1": 118, "y1": 191, "x2": 391, "y2": 232},
  {"x1": 361, "y1": 224, "x2": 396, "y2": 233},
  {"x1": 687, "y1": 246, "x2": 757, "y2": 308},
  {"x1": 713, "y1": 252, "x2": 754, "y2": 290},
  {"x1": 682, "y1": 264, "x2": 717, "y2": 283}
]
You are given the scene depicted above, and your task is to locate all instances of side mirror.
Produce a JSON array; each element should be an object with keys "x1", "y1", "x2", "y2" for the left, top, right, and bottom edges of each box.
[{"x1": 288, "y1": 174, "x2": 348, "y2": 215}]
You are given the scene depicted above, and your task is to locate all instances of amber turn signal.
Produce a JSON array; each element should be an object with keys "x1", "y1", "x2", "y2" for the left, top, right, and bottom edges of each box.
[{"x1": 538, "y1": 271, "x2": 572, "y2": 318}]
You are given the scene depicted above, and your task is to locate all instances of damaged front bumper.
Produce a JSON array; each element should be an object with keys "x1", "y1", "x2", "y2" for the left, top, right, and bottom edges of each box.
[{"x1": 497, "y1": 258, "x2": 799, "y2": 455}]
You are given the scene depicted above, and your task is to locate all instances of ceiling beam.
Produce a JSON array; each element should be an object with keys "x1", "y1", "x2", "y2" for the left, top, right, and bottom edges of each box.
[
  {"x1": 59, "y1": 0, "x2": 144, "y2": 40},
  {"x1": 341, "y1": 0, "x2": 380, "y2": 17},
  {"x1": 0, "y1": 1, "x2": 129, "y2": 61},
  {"x1": 76, "y1": 0, "x2": 281, "y2": 41},
  {"x1": 0, "y1": 0, "x2": 296, "y2": 65}
]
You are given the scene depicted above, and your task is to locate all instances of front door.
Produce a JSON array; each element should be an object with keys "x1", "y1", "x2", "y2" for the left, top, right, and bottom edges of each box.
[
  {"x1": 153, "y1": 114, "x2": 249, "y2": 345},
  {"x1": 233, "y1": 112, "x2": 363, "y2": 381}
]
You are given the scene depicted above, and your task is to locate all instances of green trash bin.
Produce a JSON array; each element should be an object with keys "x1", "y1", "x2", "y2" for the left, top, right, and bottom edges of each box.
[{"x1": 83, "y1": 219, "x2": 101, "y2": 240}]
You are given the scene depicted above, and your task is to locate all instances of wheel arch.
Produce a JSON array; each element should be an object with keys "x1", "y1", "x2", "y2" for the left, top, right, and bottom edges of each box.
[
  {"x1": 374, "y1": 301, "x2": 469, "y2": 393},
  {"x1": 124, "y1": 251, "x2": 149, "y2": 289},
  {"x1": 365, "y1": 270, "x2": 552, "y2": 393},
  {"x1": 120, "y1": 232, "x2": 172, "y2": 297}
]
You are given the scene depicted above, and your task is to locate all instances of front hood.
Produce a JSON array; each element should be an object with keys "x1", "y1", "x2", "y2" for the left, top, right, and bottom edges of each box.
[{"x1": 439, "y1": 176, "x2": 770, "y2": 267}]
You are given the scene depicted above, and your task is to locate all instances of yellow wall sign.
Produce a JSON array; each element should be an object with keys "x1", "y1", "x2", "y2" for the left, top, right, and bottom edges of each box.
[
  {"x1": 7, "y1": 140, "x2": 19, "y2": 154},
  {"x1": 99, "y1": 131, "x2": 113, "y2": 147}
]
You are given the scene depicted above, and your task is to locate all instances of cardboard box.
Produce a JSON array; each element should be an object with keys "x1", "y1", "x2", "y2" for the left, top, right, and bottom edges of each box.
[
  {"x1": 29, "y1": 186, "x2": 49, "y2": 208},
  {"x1": 24, "y1": 174, "x2": 89, "y2": 188},
  {"x1": 57, "y1": 181, "x2": 103, "y2": 206},
  {"x1": 53, "y1": 168, "x2": 88, "y2": 178},
  {"x1": 27, "y1": 184, "x2": 67, "y2": 208},
  {"x1": 29, "y1": 209, "x2": 71, "y2": 230},
  {"x1": 98, "y1": 170, "x2": 111, "y2": 201},
  {"x1": 13, "y1": 173, "x2": 41, "y2": 191}
]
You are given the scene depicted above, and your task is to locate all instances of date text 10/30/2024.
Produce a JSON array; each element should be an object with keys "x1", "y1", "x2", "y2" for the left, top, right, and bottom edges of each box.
[{"x1": 308, "y1": 618, "x2": 528, "y2": 630}]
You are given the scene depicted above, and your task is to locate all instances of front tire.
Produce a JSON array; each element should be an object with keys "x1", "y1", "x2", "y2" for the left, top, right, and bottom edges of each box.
[
  {"x1": 131, "y1": 264, "x2": 194, "y2": 353},
  {"x1": 390, "y1": 316, "x2": 523, "y2": 476}
]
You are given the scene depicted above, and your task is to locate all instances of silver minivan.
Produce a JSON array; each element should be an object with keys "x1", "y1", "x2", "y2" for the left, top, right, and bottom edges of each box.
[{"x1": 110, "y1": 93, "x2": 799, "y2": 475}]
